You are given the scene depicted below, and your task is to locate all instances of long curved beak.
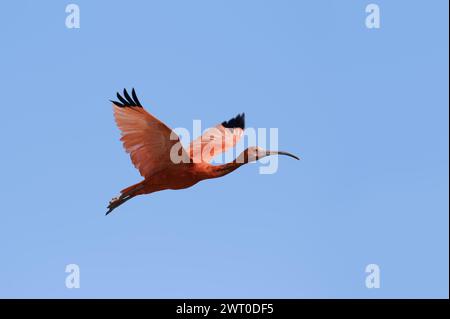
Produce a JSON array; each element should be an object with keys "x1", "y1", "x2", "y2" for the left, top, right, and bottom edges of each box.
[{"x1": 267, "y1": 150, "x2": 300, "y2": 160}]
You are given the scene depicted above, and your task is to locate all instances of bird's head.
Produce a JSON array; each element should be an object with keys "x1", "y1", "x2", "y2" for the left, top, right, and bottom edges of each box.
[{"x1": 236, "y1": 146, "x2": 300, "y2": 164}]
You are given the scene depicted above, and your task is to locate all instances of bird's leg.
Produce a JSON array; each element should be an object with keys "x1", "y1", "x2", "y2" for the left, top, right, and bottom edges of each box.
[
  {"x1": 106, "y1": 193, "x2": 135, "y2": 215},
  {"x1": 108, "y1": 185, "x2": 143, "y2": 207},
  {"x1": 109, "y1": 195, "x2": 121, "y2": 205},
  {"x1": 106, "y1": 183, "x2": 146, "y2": 215},
  {"x1": 121, "y1": 183, "x2": 145, "y2": 199},
  {"x1": 109, "y1": 188, "x2": 136, "y2": 205},
  {"x1": 108, "y1": 193, "x2": 130, "y2": 209}
]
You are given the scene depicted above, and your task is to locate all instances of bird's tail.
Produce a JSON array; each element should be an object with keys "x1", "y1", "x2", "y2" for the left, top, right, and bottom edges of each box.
[{"x1": 106, "y1": 181, "x2": 146, "y2": 215}]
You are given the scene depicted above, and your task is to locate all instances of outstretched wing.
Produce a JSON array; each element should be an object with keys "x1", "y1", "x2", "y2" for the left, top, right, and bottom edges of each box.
[
  {"x1": 188, "y1": 113, "x2": 245, "y2": 163},
  {"x1": 111, "y1": 88, "x2": 189, "y2": 178}
]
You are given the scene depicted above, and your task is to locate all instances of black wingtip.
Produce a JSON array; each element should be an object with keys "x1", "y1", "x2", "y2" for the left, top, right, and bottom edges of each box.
[
  {"x1": 222, "y1": 112, "x2": 245, "y2": 130},
  {"x1": 110, "y1": 100, "x2": 124, "y2": 107},
  {"x1": 131, "y1": 88, "x2": 141, "y2": 106},
  {"x1": 111, "y1": 88, "x2": 142, "y2": 108}
]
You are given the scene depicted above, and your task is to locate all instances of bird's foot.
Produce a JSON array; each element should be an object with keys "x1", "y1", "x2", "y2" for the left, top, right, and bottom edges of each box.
[{"x1": 109, "y1": 196, "x2": 121, "y2": 206}]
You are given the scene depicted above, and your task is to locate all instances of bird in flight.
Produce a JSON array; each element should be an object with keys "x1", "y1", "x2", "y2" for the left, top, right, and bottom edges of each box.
[{"x1": 107, "y1": 88, "x2": 299, "y2": 215}]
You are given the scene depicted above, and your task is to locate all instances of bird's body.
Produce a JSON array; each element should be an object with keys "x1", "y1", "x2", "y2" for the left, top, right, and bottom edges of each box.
[
  {"x1": 107, "y1": 89, "x2": 298, "y2": 215},
  {"x1": 121, "y1": 162, "x2": 240, "y2": 196}
]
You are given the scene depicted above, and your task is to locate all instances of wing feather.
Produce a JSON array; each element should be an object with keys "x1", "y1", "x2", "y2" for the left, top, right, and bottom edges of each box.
[
  {"x1": 112, "y1": 89, "x2": 189, "y2": 177},
  {"x1": 188, "y1": 113, "x2": 245, "y2": 163}
]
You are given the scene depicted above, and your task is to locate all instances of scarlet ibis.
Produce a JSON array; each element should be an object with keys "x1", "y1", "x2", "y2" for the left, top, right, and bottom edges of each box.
[{"x1": 107, "y1": 89, "x2": 299, "y2": 215}]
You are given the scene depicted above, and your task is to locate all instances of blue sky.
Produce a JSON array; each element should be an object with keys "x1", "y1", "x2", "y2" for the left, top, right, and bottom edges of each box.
[{"x1": 0, "y1": 0, "x2": 448, "y2": 298}]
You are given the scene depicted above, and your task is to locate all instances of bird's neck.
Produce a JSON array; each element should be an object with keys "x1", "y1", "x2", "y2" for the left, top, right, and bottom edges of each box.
[{"x1": 208, "y1": 161, "x2": 244, "y2": 178}]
